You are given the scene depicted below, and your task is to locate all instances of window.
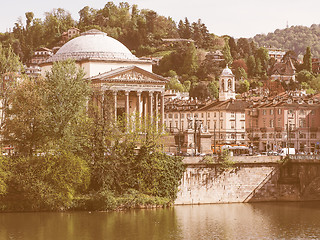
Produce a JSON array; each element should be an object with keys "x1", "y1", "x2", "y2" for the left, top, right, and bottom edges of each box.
[
  {"x1": 262, "y1": 134, "x2": 267, "y2": 139},
  {"x1": 207, "y1": 121, "x2": 210, "y2": 129},
  {"x1": 201, "y1": 113, "x2": 204, "y2": 118},
  {"x1": 269, "y1": 133, "x2": 273, "y2": 138},
  {"x1": 299, "y1": 133, "x2": 306, "y2": 139},
  {"x1": 270, "y1": 119, "x2": 274, "y2": 128},
  {"x1": 241, "y1": 134, "x2": 245, "y2": 139},
  {"x1": 263, "y1": 119, "x2": 266, "y2": 127},
  {"x1": 276, "y1": 133, "x2": 282, "y2": 138},
  {"x1": 187, "y1": 113, "x2": 191, "y2": 118},
  {"x1": 240, "y1": 121, "x2": 245, "y2": 129},
  {"x1": 175, "y1": 121, "x2": 178, "y2": 128},
  {"x1": 231, "y1": 121, "x2": 235, "y2": 129},
  {"x1": 207, "y1": 112, "x2": 210, "y2": 118},
  {"x1": 299, "y1": 110, "x2": 305, "y2": 115},
  {"x1": 194, "y1": 113, "x2": 198, "y2": 118},
  {"x1": 181, "y1": 113, "x2": 185, "y2": 118},
  {"x1": 311, "y1": 133, "x2": 317, "y2": 139},
  {"x1": 164, "y1": 114, "x2": 167, "y2": 119},
  {"x1": 278, "y1": 118, "x2": 281, "y2": 127},
  {"x1": 181, "y1": 121, "x2": 184, "y2": 130},
  {"x1": 214, "y1": 112, "x2": 216, "y2": 118},
  {"x1": 220, "y1": 112, "x2": 223, "y2": 118},
  {"x1": 174, "y1": 114, "x2": 178, "y2": 119},
  {"x1": 262, "y1": 109, "x2": 266, "y2": 115},
  {"x1": 241, "y1": 113, "x2": 245, "y2": 118},
  {"x1": 214, "y1": 121, "x2": 217, "y2": 129},
  {"x1": 270, "y1": 109, "x2": 274, "y2": 115},
  {"x1": 278, "y1": 109, "x2": 282, "y2": 115},
  {"x1": 169, "y1": 114, "x2": 173, "y2": 118},
  {"x1": 220, "y1": 120, "x2": 223, "y2": 129},
  {"x1": 299, "y1": 119, "x2": 306, "y2": 128},
  {"x1": 231, "y1": 112, "x2": 235, "y2": 118}
]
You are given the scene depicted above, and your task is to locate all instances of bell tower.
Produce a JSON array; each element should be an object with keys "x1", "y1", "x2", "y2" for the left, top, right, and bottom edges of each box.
[{"x1": 219, "y1": 65, "x2": 235, "y2": 101}]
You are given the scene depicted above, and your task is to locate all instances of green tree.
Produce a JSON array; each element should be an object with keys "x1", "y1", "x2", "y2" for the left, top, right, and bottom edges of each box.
[
  {"x1": 237, "y1": 79, "x2": 250, "y2": 93},
  {"x1": 167, "y1": 78, "x2": 185, "y2": 92},
  {"x1": 208, "y1": 80, "x2": 219, "y2": 99},
  {"x1": 223, "y1": 41, "x2": 233, "y2": 65},
  {"x1": 2, "y1": 77, "x2": 45, "y2": 156},
  {"x1": 247, "y1": 55, "x2": 256, "y2": 77},
  {"x1": 303, "y1": 46, "x2": 312, "y2": 72},
  {"x1": 43, "y1": 60, "x2": 90, "y2": 151},
  {"x1": 296, "y1": 70, "x2": 315, "y2": 83},
  {"x1": 2, "y1": 152, "x2": 89, "y2": 211}
]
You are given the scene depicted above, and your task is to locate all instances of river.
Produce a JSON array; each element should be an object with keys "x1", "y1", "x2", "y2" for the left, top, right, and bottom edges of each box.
[{"x1": 1, "y1": 202, "x2": 320, "y2": 240}]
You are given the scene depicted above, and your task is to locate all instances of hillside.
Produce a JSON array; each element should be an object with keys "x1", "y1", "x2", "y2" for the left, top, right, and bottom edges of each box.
[{"x1": 253, "y1": 24, "x2": 320, "y2": 57}]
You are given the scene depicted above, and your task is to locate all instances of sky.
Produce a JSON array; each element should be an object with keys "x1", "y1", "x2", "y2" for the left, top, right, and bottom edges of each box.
[{"x1": 0, "y1": 0, "x2": 319, "y2": 38}]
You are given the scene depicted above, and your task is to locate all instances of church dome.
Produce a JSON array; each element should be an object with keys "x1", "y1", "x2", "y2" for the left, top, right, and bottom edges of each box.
[
  {"x1": 221, "y1": 65, "x2": 234, "y2": 76},
  {"x1": 48, "y1": 29, "x2": 138, "y2": 62}
]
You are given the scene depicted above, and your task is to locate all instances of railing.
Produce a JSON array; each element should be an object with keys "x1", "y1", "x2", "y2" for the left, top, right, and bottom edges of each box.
[{"x1": 289, "y1": 154, "x2": 320, "y2": 160}]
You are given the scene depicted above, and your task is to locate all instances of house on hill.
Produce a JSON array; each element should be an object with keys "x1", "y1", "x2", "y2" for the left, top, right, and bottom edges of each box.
[{"x1": 269, "y1": 57, "x2": 296, "y2": 83}]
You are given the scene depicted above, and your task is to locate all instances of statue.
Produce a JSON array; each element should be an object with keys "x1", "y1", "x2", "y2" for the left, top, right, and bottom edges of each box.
[{"x1": 187, "y1": 117, "x2": 194, "y2": 129}]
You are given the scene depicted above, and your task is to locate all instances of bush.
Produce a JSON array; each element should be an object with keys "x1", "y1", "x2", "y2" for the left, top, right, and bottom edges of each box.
[{"x1": 0, "y1": 152, "x2": 90, "y2": 211}]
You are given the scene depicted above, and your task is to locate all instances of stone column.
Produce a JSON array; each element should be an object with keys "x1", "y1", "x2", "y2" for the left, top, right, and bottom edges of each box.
[
  {"x1": 155, "y1": 92, "x2": 159, "y2": 131},
  {"x1": 160, "y1": 92, "x2": 165, "y2": 130},
  {"x1": 125, "y1": 90, "x2": 130, "y2": 126},
  {"x1": 113, "y1": 91, "x2": 118, "y2": 122},
  {"x1": 148, "y1": 91, "x2": 154, "y2": 124},
  {"x1": 137, "y1": 91, "x2": 142, "y2": 127}
]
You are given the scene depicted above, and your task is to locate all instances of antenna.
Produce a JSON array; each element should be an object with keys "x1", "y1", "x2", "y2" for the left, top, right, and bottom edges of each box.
[{"x1": 286, "y1": 21, "x2": 289, "y2": 28}]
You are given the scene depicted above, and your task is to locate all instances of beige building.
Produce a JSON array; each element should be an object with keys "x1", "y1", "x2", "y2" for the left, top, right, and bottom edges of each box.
[
  {"x1": 41, "y1": 29, "x2": 168, "y2": 127},
  {"x1": 164, "y1": 66, "x2": 248, "y2": 154}
]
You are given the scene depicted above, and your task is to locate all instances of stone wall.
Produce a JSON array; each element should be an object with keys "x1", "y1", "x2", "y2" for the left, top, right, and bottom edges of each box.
[{"x1": 175, "y1": 156, "x2": 320, "y2": 205}]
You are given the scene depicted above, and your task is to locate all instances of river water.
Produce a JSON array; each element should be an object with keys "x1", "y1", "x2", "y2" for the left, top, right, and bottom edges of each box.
[{"x1": 1, "y1": 202, "x2": 320, "y2": 240}]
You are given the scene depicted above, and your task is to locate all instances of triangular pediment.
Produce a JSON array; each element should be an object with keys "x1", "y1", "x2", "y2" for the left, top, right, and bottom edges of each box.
[{"x1": 90, "y1": 66, "x2": 168, "y2": 84}]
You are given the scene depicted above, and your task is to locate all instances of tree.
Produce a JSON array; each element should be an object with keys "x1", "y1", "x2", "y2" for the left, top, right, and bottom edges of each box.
[
  {"x1": 228, "y1": 37, "x2": 238, "y2": 59},
  {"x1": 247, "y1": 55, "x2": 256, "y2": 77},
  {"x1": 223, "y1": 41, "x2": 233, "y2": 65},
  {"x1": 255, "y1": 47, "x2": 269, "y2": 76},
  {"x1": 296, "y1": 70, "x2": 315, "y2": 83},
  {"x1": 181, "y1": 42, "x2": 198, "y2": 76},
  {"x1": 0, "y1": 44, "x2": 23, "y2": 131},
  {"x1": 237, "y1": 79, "x2": 250, "y2": 93},
  {"x1": 1, "y1": 77, "x2": 45, "y2": 156},
  {"x1": 43, "y1": 60, "x2": 90, "y2": 151},
  {"x1": 234, "y1": 67, "x2": 247, "y2": 81},
  {"x1": 167, "y1": 78, "x2": 185, "y2": 92},
  {"x1": 303, "y1": 46, "x2": 312, "y2": 72},
  {"x1": 189, "y1": 82, "x2": 210, "y2": 100},
  {"x1": 208, "y1": 80, "x2": 219, "y2": 99}
]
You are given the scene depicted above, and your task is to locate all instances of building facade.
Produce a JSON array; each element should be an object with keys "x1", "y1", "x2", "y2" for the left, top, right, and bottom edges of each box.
[
  {"x1": 245, "y1": 92, "x2": 320, "y2": 153},
  {"x1": 41, "y1": 29, "x2": 168, "y2": 128}
]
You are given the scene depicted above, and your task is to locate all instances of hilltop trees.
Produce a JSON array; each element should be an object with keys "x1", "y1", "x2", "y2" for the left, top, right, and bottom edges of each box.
[{"x1": 253, "y1": 24, "x2": 320, "y2": 58}]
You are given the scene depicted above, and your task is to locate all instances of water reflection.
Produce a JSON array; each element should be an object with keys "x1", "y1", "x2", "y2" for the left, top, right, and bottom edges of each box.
[{"x1": 1, "y1": 202, "x2": 320, "y2": 240}]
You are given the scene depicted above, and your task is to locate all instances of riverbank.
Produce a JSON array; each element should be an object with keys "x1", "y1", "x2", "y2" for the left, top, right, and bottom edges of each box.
[{"x1": 176, "y1": 155, "x2": 320, "y2": 205}]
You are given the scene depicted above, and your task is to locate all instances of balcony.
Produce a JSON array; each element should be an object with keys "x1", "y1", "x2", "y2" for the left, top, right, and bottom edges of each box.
[{"x1": 260, "y1": 127, "x2": 267, "y2": 132}]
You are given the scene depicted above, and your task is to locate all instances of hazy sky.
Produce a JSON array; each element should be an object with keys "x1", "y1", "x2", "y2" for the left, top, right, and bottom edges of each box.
[{"x1": 0, "y1": 0, "x2": 319, "y2": 38}]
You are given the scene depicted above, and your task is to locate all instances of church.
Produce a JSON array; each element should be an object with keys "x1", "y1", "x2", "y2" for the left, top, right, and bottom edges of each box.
[{"x1": 40, "y1": 29, "x2": 168, "y2": 127}]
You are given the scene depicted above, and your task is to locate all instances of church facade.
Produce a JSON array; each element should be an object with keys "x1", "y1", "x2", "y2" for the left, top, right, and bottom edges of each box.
[{"x1": 40, "y1": 29, "x2": 168, "y2": 127}]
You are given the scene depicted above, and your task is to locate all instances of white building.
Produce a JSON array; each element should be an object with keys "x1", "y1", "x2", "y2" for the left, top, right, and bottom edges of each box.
[{"x1": 40, "y1": 29, "x2": 168, "y2": 126}]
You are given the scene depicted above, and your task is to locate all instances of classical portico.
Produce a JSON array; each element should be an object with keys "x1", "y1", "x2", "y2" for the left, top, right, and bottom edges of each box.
[{"x1": 91, "y1": 66, "x2": 167, "y2": 128}]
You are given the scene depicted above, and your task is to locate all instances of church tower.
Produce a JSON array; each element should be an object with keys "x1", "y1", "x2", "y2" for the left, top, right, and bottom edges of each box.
[{"x1": 219, "y1": 65, "x2": 235, "y2": 101}]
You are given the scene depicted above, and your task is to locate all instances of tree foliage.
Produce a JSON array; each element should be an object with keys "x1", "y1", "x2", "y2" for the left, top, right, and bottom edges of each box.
[{"x1": 253, "y1": 24, "x2": 320, "y2": 57}]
